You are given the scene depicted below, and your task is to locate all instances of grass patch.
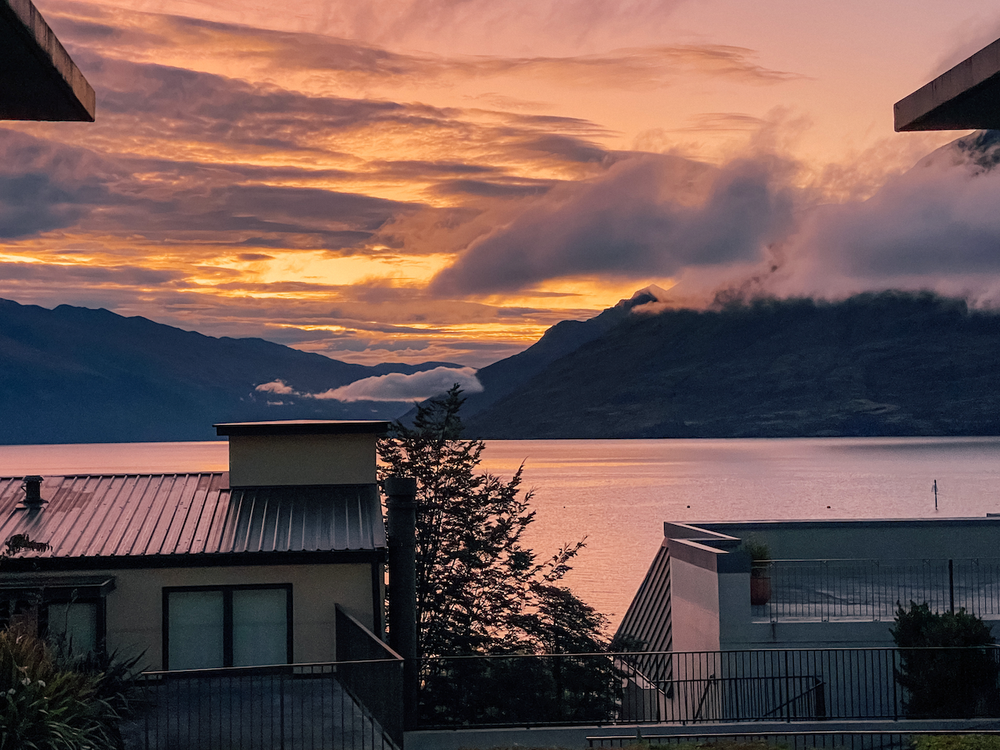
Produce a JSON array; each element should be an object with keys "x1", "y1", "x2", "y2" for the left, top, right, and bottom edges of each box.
[{"x1": 913, "y1": 737, "x2": 1000, "y2": 750}]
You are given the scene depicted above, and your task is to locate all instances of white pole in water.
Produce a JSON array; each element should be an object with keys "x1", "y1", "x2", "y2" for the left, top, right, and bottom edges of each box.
[{"x1": 934, "y1": 479, "x2": 938, "y2": 510}]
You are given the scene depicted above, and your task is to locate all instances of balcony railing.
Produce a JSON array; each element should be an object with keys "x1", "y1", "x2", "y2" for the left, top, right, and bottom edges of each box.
[
  {"x1": 756, "y1": 558, "x2": 1000, "y2": 622},
  {"x1": 121, "y1": 608, "x2": 403, "y2": 750},
  {"x1": 418, "y1": 646, "x2": 1000, "y2": 728},
  {"x1": 122, "y1": 659, "x2": 402, "y2": 750}
]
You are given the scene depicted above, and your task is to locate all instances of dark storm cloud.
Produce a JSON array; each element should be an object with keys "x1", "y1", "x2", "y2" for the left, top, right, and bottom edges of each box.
[
  {"x1": 87, "y1": 56, "x2": 452, "y2": 153},
  {"x1": 0, "y1": 261, "x2": 185, "y2": 286},
  {"x1": 0, "y1": 175, "x2": 90, "y2": 238},
  {"x1": 430, "y1": 153, "x2": 795, "y2": 295}
]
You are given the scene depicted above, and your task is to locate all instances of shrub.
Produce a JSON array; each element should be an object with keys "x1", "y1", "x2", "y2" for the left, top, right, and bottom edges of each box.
[
  {"x1": 891, "y1": 601, "x2": 1000, "y2": 719},
  {"x1": 0, "y1": 626, "x2": 126, "y2": 750}
]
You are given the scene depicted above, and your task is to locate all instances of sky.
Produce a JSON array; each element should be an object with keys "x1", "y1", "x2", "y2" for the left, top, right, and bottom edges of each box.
[{"x1": 6, "y1": 0, "x2": 1000, "y2": 380}]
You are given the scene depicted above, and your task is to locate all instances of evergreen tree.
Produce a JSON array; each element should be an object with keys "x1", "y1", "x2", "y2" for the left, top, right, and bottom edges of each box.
[{"x1": 377, "y1": 385, "x2": 607, "y2": 659}]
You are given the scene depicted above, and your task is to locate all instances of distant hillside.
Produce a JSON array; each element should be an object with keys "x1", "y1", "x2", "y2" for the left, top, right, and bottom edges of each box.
[
  {"x1": 460, "y1": 285, "x2": 666, "y2": 419},
  {"x1": 463, "y1": 291, "x2": 1000, "y2": 438},
  {"x1": 0, "y1": 299, "x2": 456, "y2": 444}
]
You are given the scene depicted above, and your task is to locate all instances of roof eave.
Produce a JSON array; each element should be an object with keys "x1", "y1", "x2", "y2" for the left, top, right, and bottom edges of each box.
[
  {"x1": 895, "y1": 38, "x2": 1000, "y2": 132},
  {"x1": 0, "y1": 0, "x2": 95, "y2": 122}
]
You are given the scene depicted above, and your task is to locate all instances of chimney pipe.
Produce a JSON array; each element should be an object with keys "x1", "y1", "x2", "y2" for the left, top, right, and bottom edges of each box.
[
  {"x1": 21, "y1": 476, "x2": 43, "y2": 506},
  {"x1": 384, "y1": 475, "x2": 417, "y2": 731}
]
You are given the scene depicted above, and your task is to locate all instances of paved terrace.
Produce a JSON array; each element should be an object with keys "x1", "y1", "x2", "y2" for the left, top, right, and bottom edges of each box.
[{"x1": 751, "y1": 558, "x2": 1000, "y2": 623}]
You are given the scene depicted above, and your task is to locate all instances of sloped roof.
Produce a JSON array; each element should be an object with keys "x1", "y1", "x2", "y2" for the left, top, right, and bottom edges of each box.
[{"x1": 0, "y1": 473, "x2": 386, "y2": 561}]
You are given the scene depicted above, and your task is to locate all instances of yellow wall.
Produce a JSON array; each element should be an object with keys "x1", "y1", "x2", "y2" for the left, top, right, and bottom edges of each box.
[
  {"x1": 36, "y1": 562, "x2": 376, "y2": 670},
  {"x1": 228, "y1": 433, "x2": 378, "y2": 487}
]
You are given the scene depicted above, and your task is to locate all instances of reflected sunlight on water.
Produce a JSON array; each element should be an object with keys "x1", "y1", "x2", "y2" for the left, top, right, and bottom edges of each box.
[{"x1": 3, "y1": 437, "x2": 999, "y2": 629}]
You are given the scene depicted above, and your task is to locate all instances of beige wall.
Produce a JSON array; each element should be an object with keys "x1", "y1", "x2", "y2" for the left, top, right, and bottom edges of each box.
[
  {"x1": 228, "y1": 433, "x2": 378, "y2": 487},
  {"x1": 38, "y1": 562, "x2": 376, "y2": 670},
  {"x1": 669, "y1": 554, "x2": 721, "y2": 653}
]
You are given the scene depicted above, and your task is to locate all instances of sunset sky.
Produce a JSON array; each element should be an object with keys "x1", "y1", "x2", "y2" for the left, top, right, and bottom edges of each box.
[{"x1": 5, "y1": 0, "x2": 1000, "y2": 371}]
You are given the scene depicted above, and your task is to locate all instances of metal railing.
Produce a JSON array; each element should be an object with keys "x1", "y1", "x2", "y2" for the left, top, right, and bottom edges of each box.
[
  {"x1": 336, "y1": 606, "x2": 405, "y2": 746},
  {"x1": 759, "y1": 558, "x2": 1000, "y2": 622},
  {"x1": 121, "y1": 611, "x2": 403, "y2": 750},
  {"x1": 588, "y1": 730, "x2": 1000, "y2": 749},
  {"x1": 121, "y1": 660, "x2": 402, "y2": 750},
  {"x1": 418, "y1": 646, "x2": 1000, "y2": 728}
]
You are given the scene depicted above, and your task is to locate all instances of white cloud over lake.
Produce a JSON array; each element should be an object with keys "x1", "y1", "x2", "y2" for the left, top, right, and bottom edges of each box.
[{"x1": 254, "y1": 366, "x2": 482, "y2": 403}]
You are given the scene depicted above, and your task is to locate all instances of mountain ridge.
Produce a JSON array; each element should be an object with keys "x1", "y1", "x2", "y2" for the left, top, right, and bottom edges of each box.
[
  {"x1": 462, "y1": 291, "x2": 1000, "y2": 439},
  {"x1": 0, "y1": 298, "x2": 459, "y2": 444}
]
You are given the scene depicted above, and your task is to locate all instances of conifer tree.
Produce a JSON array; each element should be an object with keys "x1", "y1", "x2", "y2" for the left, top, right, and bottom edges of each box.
[{"x1": 377, "y1": 385, "x2": 607, "y2": 659}]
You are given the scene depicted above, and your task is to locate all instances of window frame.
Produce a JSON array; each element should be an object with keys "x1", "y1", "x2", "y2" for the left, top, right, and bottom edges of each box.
[
  {"x1": 162, "y1": 583, "x2": 293, "y2": 670},
  {"x1": 0, "y1": 590, "x2": 108, "y2": 656}
]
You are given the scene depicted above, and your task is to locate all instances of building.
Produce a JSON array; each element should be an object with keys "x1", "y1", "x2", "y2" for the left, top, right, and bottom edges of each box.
[
  {"x1": 619, "y1": 517, "x2": 1000, "y2": 654},
  {"x1": 613, "y1": 517, "x2": 1000, "y2": 724},
  {"x1": 0, "y1": 420, "x2": 388, "y2": 671}
]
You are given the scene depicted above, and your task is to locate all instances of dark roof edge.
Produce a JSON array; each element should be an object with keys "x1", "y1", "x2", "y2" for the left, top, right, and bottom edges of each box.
[
  {"x1": 215, "y1": 420, "x2": 390, "y2": 437},
  {"x1": 1, "y1": 0, "x2": 95, "y2": 121},
  {"x1": 894, "y1": 37, "x2": 1000, "y2": 131},
  {"x1": 0, "y1": 549, "x2": 386, "y2": 572},
  {"x1": 693, "y1": 517, "x2": 1000, "y2": 532}
]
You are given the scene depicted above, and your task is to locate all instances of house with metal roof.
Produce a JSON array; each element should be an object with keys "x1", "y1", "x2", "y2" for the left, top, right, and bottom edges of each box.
[{"x1": 0, "y1": 420, "x2": 388, "y2": 671}]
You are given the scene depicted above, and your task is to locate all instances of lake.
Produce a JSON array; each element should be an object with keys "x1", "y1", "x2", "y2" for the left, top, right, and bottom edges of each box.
[{"x1": 2, "y1": 437, "x2": 1000, "y2": 630}]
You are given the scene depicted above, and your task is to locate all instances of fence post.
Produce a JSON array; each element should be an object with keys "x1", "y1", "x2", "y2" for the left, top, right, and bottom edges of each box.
[
  {"x1": 385, "y1": 475, "x2": 419, "y2": 732},
  {"x1": 949, "y1": 559, "x2": 955, "y2": 614},
  {"x1": 814, "y1": 681, "x2": 826, "y2": 719}
]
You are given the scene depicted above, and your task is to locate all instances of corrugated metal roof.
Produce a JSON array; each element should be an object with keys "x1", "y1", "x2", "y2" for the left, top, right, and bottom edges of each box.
[
  {"x1": 0, "y1": 473, "x2": 386, "y2": 560},
  {"x1": 614, "y1": 540, "x2": 673, "y2": 682}
]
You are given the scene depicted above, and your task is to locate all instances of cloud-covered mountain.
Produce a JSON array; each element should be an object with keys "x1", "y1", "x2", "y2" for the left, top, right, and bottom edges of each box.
[
  {"x1": 461, "y1": 290, "x2": 1000, "y2": 439},
  {"x1": 0, "y1": 299, "x2": 464, "y2": 444}
]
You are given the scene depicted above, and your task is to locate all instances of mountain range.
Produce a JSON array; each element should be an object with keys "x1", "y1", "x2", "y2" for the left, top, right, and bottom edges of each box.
[
  {"x1": 4, "y1": 289, "x2": 1000, "y2": 444},
  {"x1": 0, "y1": 298, "x2": 456, "y2": 443},
  {"x1": 462, "y1": 290, "x2": 1000, "y2": 438}
]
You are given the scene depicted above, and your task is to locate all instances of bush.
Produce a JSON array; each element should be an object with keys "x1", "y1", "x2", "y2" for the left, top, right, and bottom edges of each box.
[
  {"x1": 891, "y1": 601, "x2": 1000, "y2": 718},
  {"x1": 0, "y1": 626, "x2": 128, "y2": 750}
]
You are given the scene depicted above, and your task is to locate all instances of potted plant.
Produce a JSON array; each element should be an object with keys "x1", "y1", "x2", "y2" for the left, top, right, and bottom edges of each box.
[{"x1": 744, "y1": 537, "x2": 772, "y2": 606}]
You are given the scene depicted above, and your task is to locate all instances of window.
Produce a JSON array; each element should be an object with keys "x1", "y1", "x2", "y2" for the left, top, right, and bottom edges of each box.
[
  {"x1": 0, "y1": 577, "x2": 112, "y2": 656},
  {"x1": 164, "y1": 585, "x2": 291, "y2": 670}
]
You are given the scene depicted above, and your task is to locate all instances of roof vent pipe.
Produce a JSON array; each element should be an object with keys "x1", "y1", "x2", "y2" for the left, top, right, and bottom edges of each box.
[{"x1": 22, "y1": 475, "x2": 43, "y2": 506}]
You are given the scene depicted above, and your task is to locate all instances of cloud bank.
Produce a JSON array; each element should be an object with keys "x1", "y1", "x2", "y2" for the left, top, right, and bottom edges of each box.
[
  {"x1": 255, "y1": 366, "x2": 483, "y2": 403},
  {"x1": 429, "y1": 153, "x2": 797, "y2": 295}
]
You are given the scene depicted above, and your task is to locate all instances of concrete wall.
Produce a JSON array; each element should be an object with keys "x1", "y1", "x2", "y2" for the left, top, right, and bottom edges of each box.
[
  {"x1": 228, "y1": 433, "x2": 378, "y2": 487},
  {"x1": 34, "y1": 562, "x2": 375, "y2": 670},
  {"x1": 668, "y1": 540, "x2": 722, "y2": 652}
]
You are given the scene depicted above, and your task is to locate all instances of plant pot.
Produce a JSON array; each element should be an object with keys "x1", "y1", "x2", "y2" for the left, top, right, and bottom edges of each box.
[{"x1": 750, "y1": 576, "x2": 771, "y2": 606}]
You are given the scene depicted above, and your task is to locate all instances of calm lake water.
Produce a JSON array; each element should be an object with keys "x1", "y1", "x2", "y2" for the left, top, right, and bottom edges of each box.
[{"x1": 3, "y1": 437, "x2": 1000, "y2": 629}]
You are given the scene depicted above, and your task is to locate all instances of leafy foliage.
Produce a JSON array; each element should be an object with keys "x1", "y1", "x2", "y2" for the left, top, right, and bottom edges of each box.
[
  {"x1": 0, "y1": 626, "x2": 126, "y2": 750},
  {"x1": 418, "y1": 653, "x2": 620, "y2": 727},
  {"x1": 0, "y1": 535, "x2": 142, "y2": 749},
  {"x1": 891, "y1": 601, "x2": 1000, "y2": 718},
  {"x1": 378, "y1": 385, "x2": 608, "y2": 659},
  {"x1": 379, "y1": 386, "x2": 615, "y2": 723}
]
